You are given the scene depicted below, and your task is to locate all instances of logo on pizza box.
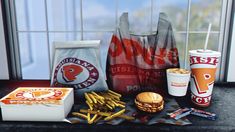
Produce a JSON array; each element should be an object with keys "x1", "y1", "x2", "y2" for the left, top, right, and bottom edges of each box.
[{"x1": 15, "y1": 89, "x2": 63, "y2": 100}]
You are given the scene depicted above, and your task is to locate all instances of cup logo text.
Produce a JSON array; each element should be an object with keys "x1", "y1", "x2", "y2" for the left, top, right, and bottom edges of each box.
[
  {"x1": 190, "y1": 56, "x2": 218, "y2": 65},
  {"x1": 192, "y1": 68, "x2": 216, "y2": 94}
]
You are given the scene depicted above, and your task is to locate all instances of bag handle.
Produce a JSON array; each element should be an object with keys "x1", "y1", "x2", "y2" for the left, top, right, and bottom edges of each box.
[
  {"x1": 118, "y1": 12, "x2": 160, "y2": 36},
  {"x1": 118, "y1": 12, "x2": 176, "y2": 47},
  {"x1": 156, "y1": 12, "x2": 176, "y2": 48},
  {"x1": 118, "y1": 12, "x2": 131, "y2": 38}
]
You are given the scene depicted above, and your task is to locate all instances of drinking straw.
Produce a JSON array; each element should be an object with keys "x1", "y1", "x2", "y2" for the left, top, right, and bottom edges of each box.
[{"x1": 204, "y1": 23, "x2": 212, "y2": 51}]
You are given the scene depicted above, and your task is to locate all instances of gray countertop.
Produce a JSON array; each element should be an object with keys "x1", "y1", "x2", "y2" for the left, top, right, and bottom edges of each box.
[{"x1": 0, "y1": 81, "x2": 234, "y2": 132}]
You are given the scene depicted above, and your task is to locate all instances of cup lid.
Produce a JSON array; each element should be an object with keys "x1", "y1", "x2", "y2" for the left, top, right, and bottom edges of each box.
[
  {"x1": 189, "y1": 49, "x2": 221, "y2": 57},
  {"x1": 197, "y1": 49, "x2": 213, "y2": 53}
]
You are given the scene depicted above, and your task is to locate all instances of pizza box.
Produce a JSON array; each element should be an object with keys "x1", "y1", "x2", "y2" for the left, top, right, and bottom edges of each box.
[{"x1": 0, "y1": 87, "x2": 74, "y2": 121}]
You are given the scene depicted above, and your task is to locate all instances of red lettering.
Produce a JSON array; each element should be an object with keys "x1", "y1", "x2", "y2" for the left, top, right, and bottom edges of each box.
[
  {"x1": 167, "y1": 48, "x2": 179, "y2": 65},
  {"x1": 122, "y1": 38, "x2": 143, "y2": 60},
  {"x1": 142, "y1": 47, "x2": 154, "y2": 65},
  {"x1": 190, "y1": 56, "x2": 219, "y2": 65},
  {"x1": 191, "y1": 93, "x2": 211, "y2": 106},
  {"x1": 155, "y1": 48, "x2": 166, "y2": 65},
  {"x1": 108, "y1": 35, "x2": 123, "y2": 57},
  {"x1": 108, "y1": 35, "x2": 179, "y2": 66}
]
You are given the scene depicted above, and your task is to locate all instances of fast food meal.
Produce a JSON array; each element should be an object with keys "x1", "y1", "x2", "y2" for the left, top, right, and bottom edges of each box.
[
  {"x1": 72, "y1": 90, "x2": 134, "y2": 124},
  {"x1": 135, "y1": 92, "x2": 164, "y2": 113}
]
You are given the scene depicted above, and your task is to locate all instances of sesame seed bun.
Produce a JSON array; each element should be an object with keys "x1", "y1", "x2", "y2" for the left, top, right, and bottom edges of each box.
[{"x1": 135, "y1": 92, "x2": 164, "y2": 113}]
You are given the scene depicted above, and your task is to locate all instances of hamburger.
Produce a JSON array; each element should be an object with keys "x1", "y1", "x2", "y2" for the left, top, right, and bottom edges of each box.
[{"x1": 135, "y1": 92, "x2": 164, "y2": 113}]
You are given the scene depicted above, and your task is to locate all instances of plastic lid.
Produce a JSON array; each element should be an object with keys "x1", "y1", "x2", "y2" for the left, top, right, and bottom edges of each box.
[
  {"x1": 197, "y1": 49, "x2": 213, "y2": 53},
  {"x1": 189, "y1": 49, "x2": 221, "y2": 57}
]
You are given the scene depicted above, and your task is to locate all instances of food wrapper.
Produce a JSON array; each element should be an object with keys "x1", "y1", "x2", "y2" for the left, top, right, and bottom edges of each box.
[{"x1": 50, "y1": 40, "x2": 108, "y2": 97}]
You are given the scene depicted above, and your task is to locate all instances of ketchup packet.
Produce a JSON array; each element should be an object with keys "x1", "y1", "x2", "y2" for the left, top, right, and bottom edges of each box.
[{"x1": 51, "y1": 40, "x2": 108, "y2": 97}]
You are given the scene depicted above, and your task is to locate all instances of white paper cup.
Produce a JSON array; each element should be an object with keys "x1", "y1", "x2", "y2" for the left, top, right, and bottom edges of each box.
[{"x1": 166, "y1": 68, "x2": 191, "y2": 97}]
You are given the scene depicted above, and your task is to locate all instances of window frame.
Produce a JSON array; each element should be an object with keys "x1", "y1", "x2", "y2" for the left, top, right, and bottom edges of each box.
[
  {"x1": 226, "y1": 0, "x2": 235, "y2": 82},
  {"x1": 218, "y1": 0, "x2": 234, "y2": 81},
  {"x1": 2, "y1": 0, "x2": 234, "y2": 81},
  {"x1": 0, "y1": 0, "x2": 9, "y2": 80},
  {"x1": 3, "y1": 0, "x2": 22, "y2": 79}
]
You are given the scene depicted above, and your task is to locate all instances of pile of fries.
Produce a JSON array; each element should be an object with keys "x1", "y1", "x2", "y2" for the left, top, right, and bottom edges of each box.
[{"x1": 72, "y1": 90, "x2": 134, "y2": 124}]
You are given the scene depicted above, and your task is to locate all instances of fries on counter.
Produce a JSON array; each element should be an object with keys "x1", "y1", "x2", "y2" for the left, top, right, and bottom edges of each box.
[{"x1": 72, "y1": 90, "x2": 134, "y2": 124}]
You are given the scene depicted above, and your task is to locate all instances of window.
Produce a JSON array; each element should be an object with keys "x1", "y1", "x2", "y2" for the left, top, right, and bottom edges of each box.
[{"x1": 5, "y1": 0, "x2": 229, "y2": 80}]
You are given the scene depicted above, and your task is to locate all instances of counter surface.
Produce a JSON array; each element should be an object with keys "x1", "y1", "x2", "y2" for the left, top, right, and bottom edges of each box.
[{"x1": 0, "y1": 81, "x2": 234, "y2": 132}]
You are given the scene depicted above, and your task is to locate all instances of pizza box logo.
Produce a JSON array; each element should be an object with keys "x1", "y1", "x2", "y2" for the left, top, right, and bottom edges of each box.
[{"x1": 15, "y1": 89, "x2": 63, "y2": 100}]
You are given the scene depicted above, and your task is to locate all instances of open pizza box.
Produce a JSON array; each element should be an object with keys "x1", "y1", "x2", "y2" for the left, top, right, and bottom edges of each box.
[{"x1": 0, "y1": 87, "x2": 74, "y2": 121}]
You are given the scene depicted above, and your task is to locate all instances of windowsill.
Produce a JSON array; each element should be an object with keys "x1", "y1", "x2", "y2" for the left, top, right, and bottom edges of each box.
[{"x1": 0, "y1": 80, "x2": 234, "y2": 131}]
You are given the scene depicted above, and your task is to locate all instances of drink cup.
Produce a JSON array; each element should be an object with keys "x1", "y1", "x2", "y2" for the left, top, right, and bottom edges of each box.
[
  {"x1": 166, "y1": 68, "x2": 191, "y2": 97},
  {"x1": 189, "y1": 49, "x2": 221, "y2": 107}
]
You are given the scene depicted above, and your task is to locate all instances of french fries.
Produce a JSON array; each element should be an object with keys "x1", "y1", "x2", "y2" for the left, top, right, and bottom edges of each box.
[
  {"x1": 80, "y1": 109, "x2": 110, "y2": 116},
  {"x1": 88, "y1": 111, "x2": 98, "y2": 124},
  {"x1": 88, "y1": 93, "x2": 97, "y2": 104},
  {"x1": 93, "y1": 116, "x2": 103, "y2": 123},
  {"x1": 79, "y1": 109, "x2": 134, "y2": 120},
  {"x1": 72, "y1": 90, "x2": 135, "y2": 124},
  {"x1": 87, "y1": 112, "x2": 90, "y2": 122},
  {"x1": 84, "y1": 93, "x2": 93, "y2": 104},
  {"x1": 104, "y1": 109, "x2": 125, "y2": 121},
  {"x1": 72, "y1": 112, "x2": 87, "y2": 120},
  {"x1": 86, "y1": 100, "x2": 93, "y2": 110},
  {"x1": 86, "y1": 90, "x2": 124, "y2": 111},
  {"x1": 108, "y1": 90, "x2": 122, "y2": 98}
]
